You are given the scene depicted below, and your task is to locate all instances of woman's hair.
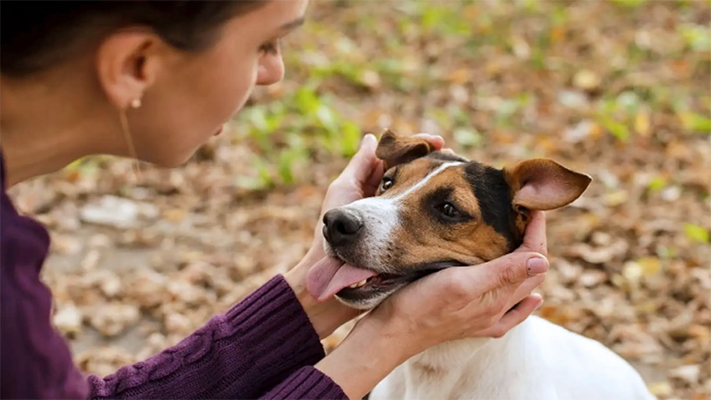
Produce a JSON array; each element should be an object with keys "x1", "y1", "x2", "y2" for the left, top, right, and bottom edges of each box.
[{"x1": 1, "y1": 1, "x2": 267, "y2": 78}]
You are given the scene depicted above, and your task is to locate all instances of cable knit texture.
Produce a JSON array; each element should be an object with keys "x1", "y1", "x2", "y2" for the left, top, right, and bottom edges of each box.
[
  {"x1": 261, "y1": 367, "x2": 350, "y2": 400},
  {"x1": 0, "y1": 150, "x2": 347, "y2": 400}
]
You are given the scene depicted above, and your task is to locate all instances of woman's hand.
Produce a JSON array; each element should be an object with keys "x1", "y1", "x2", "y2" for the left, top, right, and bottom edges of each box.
[
  {"x1": 368, "y1": 210, "x2": 548, "y2": 352},
  {"x1": 285, "y1": 132, "x2": 445, "y2": 339},
  {"x1": 315, "y1": 211, "x2": 548, "y2": 400}
]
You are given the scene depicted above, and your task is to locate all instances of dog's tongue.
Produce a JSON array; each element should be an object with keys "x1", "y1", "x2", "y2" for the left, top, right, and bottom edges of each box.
[{"x1": 306, "y1": 257, "x2": 377, "y2": 302}]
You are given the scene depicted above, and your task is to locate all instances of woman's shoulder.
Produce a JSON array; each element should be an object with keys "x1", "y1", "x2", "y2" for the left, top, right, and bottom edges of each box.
[
  {"x1": 0, "y1": 147, "x2": 12, "y2": 220},
  {"x1": 1, "y1": 150, "x2": 52, "y2": 266},
  {"x1": 0, "y1": 148, "x2": 49, "y2": 248}
]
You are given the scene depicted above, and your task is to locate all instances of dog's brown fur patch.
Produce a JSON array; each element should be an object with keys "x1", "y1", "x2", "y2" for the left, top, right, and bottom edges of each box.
[
  {"x1": 375, "y1": 158, "x2": 510, "y2": 271},
  {"x1": 411, "y1": 359, "x2": 446, "y2": 379}
]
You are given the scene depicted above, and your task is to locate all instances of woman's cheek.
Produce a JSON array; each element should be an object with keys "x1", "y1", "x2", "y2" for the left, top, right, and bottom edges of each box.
[{"x1": 223, "y1": 64, "x2": 259, "y2": 119}]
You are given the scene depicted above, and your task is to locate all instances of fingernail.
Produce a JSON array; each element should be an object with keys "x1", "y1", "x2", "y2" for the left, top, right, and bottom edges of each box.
[
  {"x1": 359, "y1": 134, "x2": 376, "y2": 150},
  {"x1": 526, "y1": 256, "x2": 548, "y2": 276}
]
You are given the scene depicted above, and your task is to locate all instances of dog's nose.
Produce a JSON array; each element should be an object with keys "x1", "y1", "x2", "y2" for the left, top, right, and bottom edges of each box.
[{"x1": 323, "y1": 209, "x2": 362, "y2": 246}]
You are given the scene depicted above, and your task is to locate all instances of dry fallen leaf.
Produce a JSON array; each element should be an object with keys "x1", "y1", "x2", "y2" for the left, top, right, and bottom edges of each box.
[
  {"x1": 89, "y1": 303, "x2": 140, "y2": 337},
  {"x1": 670, "y1": 365, "x2": 701, "y2": 386},
  {"x1": 648, "y1": 381, "x2": 673, "y2": 397},
  {"x1": 53, "y1": 303, "x2": 83, "y2": 338},
  {"x1": 573, "y1": 69, "x2": 601, "y2": 91}
]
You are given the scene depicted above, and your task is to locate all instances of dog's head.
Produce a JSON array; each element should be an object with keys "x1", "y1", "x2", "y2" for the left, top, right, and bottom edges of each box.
[{"x1": 307, "y1": 130, "x2": 592, "y2": 309}]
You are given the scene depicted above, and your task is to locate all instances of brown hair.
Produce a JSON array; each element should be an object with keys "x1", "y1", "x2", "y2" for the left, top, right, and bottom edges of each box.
[{"x1": 0, "y1": 1, "x2": 267, "y2": 78}]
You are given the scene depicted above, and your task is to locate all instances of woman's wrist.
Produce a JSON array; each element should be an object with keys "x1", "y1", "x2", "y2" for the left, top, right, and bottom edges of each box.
[
  {"x1": 315, "y1": 317, "x2": 411, "y2": 400},
  {"x1": 285, "y1": 251, "x2": 360, "y2": 339}
]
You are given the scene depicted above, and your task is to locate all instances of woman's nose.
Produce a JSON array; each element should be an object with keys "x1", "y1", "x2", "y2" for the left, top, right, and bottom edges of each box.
[{"x1": 256, "y1": 55, "x2": 284, "y2": 86}]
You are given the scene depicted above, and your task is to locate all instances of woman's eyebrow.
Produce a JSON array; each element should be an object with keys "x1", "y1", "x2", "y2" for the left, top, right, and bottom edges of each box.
[{"x1": 279, "y1": 17, "x2": 305, "y2": 32}]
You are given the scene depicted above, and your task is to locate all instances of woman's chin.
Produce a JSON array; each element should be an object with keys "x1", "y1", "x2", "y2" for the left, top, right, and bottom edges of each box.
[
  {"x1": 143, "y1": 127, "x2": 227, "y2": 168},
  {"x1": 147, "y1": 149, "x2": 198, "y2": 169}
]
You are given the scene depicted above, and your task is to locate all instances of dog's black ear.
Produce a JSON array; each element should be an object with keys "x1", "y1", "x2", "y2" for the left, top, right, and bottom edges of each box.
[
  {"x1": 376, "y1": 129, "x2": 436, "y2": 170},
  {"x1": 504, "y1": 159, "x2": 592, "y2": 212}
]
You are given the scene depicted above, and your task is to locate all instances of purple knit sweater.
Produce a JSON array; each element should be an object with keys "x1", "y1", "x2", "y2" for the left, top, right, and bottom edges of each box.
[{"x1": 0, "y1": 151, "x2": 347, "y2": 399}]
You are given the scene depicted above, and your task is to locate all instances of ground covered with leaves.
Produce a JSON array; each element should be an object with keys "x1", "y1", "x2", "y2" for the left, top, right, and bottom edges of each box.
[{"x1": 9, "y1": 1, "x2": 710, "y2": 399}]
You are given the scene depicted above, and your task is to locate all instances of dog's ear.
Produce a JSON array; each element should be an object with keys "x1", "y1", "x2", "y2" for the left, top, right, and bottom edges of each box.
[
  {"x1": 376, "y1": 129, "x2": 436, "y2": 170},
  {"x1": 504, "y1": 159, "x2": 592, "y2": 212}
]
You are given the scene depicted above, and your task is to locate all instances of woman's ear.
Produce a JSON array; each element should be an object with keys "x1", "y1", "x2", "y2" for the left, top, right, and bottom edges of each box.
[{"x1": 95, "y1": 30, "x2": 161, "y2": 109}]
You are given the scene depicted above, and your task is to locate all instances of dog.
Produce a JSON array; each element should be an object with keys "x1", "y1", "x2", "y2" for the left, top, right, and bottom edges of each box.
[{"x1": 307, "y1": 130, "x2": 655, "y2": 400}]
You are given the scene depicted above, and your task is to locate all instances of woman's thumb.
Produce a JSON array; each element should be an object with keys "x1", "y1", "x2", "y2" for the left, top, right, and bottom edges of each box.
[
  {"x1": 342, "y1": 134, "x2": 379, "y2": 182},
  {"x1": 472, "y1": 252, "x2": 548, "y2": 292}
]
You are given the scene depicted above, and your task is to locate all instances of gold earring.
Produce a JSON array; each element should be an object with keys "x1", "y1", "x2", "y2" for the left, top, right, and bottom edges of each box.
[
  {"x1": 119, "y1": 106, "x2": 142, "y2": 179},
  {"x1": 131, "y1": 98, "x2": 142, "y2": 109}
]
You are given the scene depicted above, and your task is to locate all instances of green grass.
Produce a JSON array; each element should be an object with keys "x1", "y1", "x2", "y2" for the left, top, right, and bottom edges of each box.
[
  {"x1": 232, "y1": 0, "x2": 709, "y2": 186},
  {"x1": 232, "y1": 85, "x2": 362, "y2": 188}
]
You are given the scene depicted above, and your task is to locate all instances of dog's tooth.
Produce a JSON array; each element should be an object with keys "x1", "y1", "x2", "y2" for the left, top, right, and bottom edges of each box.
[{"x1": 348, "y1": 279, "x2": 369, "y2": 289}]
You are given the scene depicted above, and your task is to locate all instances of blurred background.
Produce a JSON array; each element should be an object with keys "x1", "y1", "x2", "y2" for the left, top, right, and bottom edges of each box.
[{"x1": 8, "y1": 0, "x2": 710, "y2": 399}]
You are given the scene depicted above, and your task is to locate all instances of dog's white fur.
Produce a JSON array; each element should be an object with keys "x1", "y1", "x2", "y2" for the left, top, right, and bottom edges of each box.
[
  {"x1": 369, "y1": 315, "x2": 655, "y2": 400},
  {"x1": 327, "y1": 160, "x2": 655, "y2": 400}
]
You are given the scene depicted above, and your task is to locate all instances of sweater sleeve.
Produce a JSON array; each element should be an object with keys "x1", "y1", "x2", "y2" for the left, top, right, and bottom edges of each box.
[
  {"x1": 1, "y1": 194, "x2": 90, "y2": 400},
  {"x1": 1, "y1": 176, "x2": 342, "y2": 399},
  {"x1": 88, "y1": 275, "x2": 336, "y2": 399},
  {"x1": 259, "y1": 366, "x2": 348, "y2": 400}
]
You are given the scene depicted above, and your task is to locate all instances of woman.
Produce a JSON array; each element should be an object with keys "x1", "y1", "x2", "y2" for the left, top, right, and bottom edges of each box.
[{"x1": 0, "y1": 1, "x2": 549, "y2": 399}]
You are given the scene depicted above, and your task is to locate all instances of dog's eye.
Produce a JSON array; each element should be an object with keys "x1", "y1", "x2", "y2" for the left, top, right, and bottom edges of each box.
[
  {"x1": 438, "y1": 202, "x2": 461, "y2": 218},
  {"x1": 380, "y1": 177, "x2": 394, "y2": 192}
]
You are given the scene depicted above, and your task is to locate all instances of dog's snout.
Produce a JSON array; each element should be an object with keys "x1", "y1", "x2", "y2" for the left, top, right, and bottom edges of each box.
[{"x1": 323, "y1": 209, "x2": 362, "y2": 246}]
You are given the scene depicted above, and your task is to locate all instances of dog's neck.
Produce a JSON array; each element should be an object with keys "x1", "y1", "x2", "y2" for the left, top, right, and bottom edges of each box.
[
  {"x1": 397, "y1": 319, "x2": 529, "y2": 399},
  {"x1": 392, "y1": 337, "x2": 498, "y2": 399},
  {"x1": 408, "y1": 337, "x2": 493, "y2": 371}
]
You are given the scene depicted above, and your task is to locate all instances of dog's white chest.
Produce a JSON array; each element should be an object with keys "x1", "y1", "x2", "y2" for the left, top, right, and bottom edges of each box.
[
  {"x1": 371, "y1": 332, "x2": 537, "y2": 400},
  {"x1": 370, "y1": 316, "x2": 655, "y2": 400}
]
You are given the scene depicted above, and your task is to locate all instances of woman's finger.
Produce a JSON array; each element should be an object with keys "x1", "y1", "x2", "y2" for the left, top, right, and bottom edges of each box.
[
  {"x1": 465, "y1": 252, "x2": 548, "y2": 294},
  {"x1": 458, "y1": 269, "x2": 543, "y2": 325},
  {"x1": 474, "y1": 294, "x2": 543, "y2": 338},
  {"x1": 340, "y1": 134, "x2": 379, "y2": 186},
  {"x1": 363, "y1": 159, "x2": 385, "y2": 197},
  {"x1": 518, "y1": 210, "x2": 547, "y2": 256},
  {"x1": 504, "y1": 274, "x2": 545, "y2": 311},
  {"x1": 412, "y1": 133, "x2": 445, "y2": 150}
]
